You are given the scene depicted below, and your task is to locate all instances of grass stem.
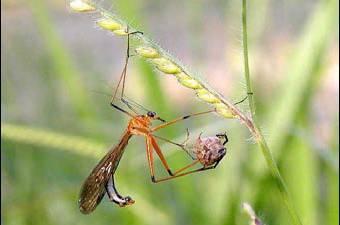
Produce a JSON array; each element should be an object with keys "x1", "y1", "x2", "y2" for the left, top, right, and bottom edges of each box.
[{"x1": 241, "y1": 1, "x2": 303, "y2": 225}]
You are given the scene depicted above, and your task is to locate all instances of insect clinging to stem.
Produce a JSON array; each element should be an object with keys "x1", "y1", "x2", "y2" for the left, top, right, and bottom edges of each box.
[{"x1": 78, "y1": 29, "x2": 229, "y2": 214}]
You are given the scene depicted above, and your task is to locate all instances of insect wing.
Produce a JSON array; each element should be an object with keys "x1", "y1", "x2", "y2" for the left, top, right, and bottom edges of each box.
[{"x1": 78, "y1": 145, "x2": 125, "y2": 214}]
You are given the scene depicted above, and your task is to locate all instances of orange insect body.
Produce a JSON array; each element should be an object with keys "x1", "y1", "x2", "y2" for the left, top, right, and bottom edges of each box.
[{"x1": 127, "y1": 115, "x2": 152, "y2": 135}]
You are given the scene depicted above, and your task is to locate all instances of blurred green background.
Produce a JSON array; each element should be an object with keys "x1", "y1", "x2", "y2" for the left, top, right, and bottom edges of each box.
[{"x1": 2, "y1": 0, "x2": 339, "y2": 224}]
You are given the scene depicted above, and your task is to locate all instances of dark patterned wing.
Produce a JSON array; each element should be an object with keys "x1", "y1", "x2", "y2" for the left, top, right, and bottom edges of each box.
[{"x1": 78, "y1": 132, "x2": 132, "y2": 214}]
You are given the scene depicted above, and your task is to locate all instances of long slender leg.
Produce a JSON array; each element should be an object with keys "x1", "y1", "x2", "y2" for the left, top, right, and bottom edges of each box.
[
  {"x1": 153, "y1": 159, "x2": 223, "y2": 183},
  {"x1": 172, "y1": 160, "x2": 200, "y2": 175},
  {"x1": 152, "y1": 130, "x2": 194, "y2": 160},
  {"x1": 153, "y1": 164, "x2": 218, "y2": 183},
  {"x1": 151, "y1": 109, "x2": 216, "y2": 132},
  {"x1": 152, "y1": 129, "x2": 190, "y2": 147},
  {"x1": 111, "y1": 28, "x2": 143, "y2": 112},
  {"x1": 119, "y1": 30, "x2": 143, "y2": 110},
  {"x1": 144, "y1": 135, "x2": 196, "y2": 182},
  {"x1": 110, "y1": 102, "x2": 136, "y2": 118},
  {"x1": 111, "y1": 32, "x2": 129, "y2": 103},
  {"x1": 144, "y1": 135, "x2": 222, "y2": 183},
  {"x1": 110, "y1": 30, "x2": 139, "y2": 115},
  {"x1": 111, "y1": 63, "x2": 127, "y2": 102},
  {"x1": 145, "y1": 136, "x2": 156, "y2": 182},
  {"x1": 120, "y1": 30, "x2": 140, "y2": 99},
  {"x1": 146, "y1": 156, "x2": 219, "y2": 183},
  {"x1": 152, "y1": 135, "x2": 187, "y2": 148},
  {"x1": 149, "y1": 136, "x2": 174, "y2": 176}
]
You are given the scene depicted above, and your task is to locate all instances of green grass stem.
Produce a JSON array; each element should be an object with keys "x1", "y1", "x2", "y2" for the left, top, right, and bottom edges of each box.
[{"x1": 242, "y1": 1, "x2": 303, "y2": 225}]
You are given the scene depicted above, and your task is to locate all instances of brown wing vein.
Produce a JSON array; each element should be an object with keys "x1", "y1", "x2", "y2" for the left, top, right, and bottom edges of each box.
[{"x1": 79, "y1": 130, "x2": 132, "y2": 214}]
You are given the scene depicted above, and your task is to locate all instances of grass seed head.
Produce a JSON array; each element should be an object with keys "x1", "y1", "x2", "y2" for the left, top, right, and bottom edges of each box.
[{"x1": 69, "y1": 0, "x2": 96, "y2": 12}]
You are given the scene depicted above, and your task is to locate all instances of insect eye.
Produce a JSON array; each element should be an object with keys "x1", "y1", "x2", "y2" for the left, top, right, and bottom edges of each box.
[{"x1": 147, "y1": 111, "x2": 156, "y2": 117}]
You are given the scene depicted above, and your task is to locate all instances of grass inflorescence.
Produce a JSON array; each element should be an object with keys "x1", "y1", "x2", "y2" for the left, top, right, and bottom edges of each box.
[{"x1": 68, "y1": 0, "x2": 256, "y2": 134}]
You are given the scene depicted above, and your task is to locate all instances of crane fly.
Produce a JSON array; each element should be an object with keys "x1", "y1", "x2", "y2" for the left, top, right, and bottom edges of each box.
[
  {"x1": 78, "y1": 103, "x2": 224, "y2": 213},
  {"x1": 78, "y1": 30, "x2": 228, "y2": 214}
]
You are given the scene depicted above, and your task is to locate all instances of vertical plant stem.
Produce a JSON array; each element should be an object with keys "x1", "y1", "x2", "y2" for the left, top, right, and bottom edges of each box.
[
  {"x1": 241, "y1": 1, "x2": 303, "y2": 225},
  {"x1": 241, "y1": 0, "x2": 255, "y2": 118}
]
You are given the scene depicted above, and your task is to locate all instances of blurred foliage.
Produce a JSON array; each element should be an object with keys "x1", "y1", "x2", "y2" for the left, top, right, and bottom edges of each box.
[{"x1": 1, "y1": 0, "x2": 339, "y2": 225}]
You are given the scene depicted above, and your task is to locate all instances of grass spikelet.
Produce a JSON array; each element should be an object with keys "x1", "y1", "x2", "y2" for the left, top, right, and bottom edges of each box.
[
  {"x1": 195, "y1": 89, "x2": 221, "y2": 103},
  {"x1": 178, "y1": 77, "x2": 203, "y2": 89},
  {"x1": 173, "y1": 72, "x2": 203, "y2": 89},
  {"x1": 69, "y1": 0, "x2": 96, "y2": 12},
  {"x1": 215, "y1": 103, "x2": 235, "y2": 118},
  {"x1": 135, "y1": 46, "x2": 160, "y2": 58},
  {"x1": 151, "y1": 58, "x2": 182, "y2": 74},
  {"x1": 112, "y1": 29, "x2": 129, "y2": 36},
  {"x1": 174, "y1": 72, "x2": 190, "y2": 80},
  {"x1": 96, "y1": 17, "x2": 122, "y2": 31}
]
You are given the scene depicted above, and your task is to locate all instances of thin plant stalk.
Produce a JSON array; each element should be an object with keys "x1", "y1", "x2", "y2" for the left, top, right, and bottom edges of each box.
[{"x1": 242, "y1": 1, "x2": 303, "y2": 225}]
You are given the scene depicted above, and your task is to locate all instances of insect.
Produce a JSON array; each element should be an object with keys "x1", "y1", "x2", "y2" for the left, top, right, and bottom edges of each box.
[
  {"x1": 78, "y1": 30, "x2": 228, "y2": 214},
  {"x1": 78, "y1": 101, "x2": 224, "y2": 213}
]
